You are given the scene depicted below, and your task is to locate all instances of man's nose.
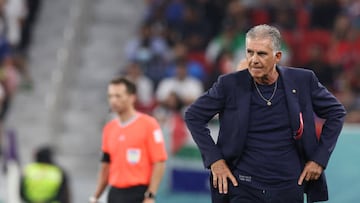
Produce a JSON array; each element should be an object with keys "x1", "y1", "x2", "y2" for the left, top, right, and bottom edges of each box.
[{"x1": 251, "y1": 54, "x2": 260, "y2": 63}]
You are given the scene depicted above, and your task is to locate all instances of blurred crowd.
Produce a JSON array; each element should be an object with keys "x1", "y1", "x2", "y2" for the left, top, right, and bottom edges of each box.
[
  {"x1": 117, "y1": 0, "x2": 360, "y2": 136},
  {"x1": 0, "y1": 1, "x2": 357, "y2": 201},
  {"x1": 1, "y1": 0, "x2": 359, "y2": 153},
  {"x1": 118, "y1": 0, "x2": 360, "y2": 153},
  {"x1": 0, "y1": 0, "x2": 41, "y2": 149}
]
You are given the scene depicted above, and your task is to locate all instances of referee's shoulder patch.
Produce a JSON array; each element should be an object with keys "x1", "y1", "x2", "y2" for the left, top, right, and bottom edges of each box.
[{"x1": 153, "y1": 129, "x2": 163, "y2": 143}]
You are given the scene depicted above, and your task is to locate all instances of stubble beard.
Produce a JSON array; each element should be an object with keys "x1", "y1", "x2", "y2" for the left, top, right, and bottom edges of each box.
[{"x1": 254, "y1": 67, "x2": 278, "y2": 85}]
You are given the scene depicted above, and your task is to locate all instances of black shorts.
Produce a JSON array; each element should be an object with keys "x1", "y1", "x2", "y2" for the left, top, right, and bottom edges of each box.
[{"x1": 108, "y1": 185, "x2": 148, "y2": 203}]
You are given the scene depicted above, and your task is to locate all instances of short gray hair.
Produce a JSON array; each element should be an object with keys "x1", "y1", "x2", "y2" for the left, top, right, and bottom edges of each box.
[{"x1": 246, "y1": 24, "x2": 282, "y2": 52}]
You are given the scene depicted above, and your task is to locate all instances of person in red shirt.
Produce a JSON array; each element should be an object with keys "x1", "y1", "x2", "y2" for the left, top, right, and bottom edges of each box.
[{"x1": 90, "y1": 77, "x2": 167, "y2": 203}]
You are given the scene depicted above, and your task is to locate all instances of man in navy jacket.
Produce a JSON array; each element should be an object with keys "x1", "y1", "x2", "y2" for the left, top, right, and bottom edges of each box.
[{"x1": 185, "y1": 24, "x2": 346, "y2": 203}]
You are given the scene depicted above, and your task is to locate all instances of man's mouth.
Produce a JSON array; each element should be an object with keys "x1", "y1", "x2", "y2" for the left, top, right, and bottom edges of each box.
[{"x1": 252, "y1": 67, "x2": 263, "y2": 70}]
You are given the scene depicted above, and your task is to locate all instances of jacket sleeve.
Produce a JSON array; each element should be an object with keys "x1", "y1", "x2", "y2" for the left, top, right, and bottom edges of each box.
[
  {"x1": 184, "y1": 76, "x2": 226, "y2": 168},
  {"x1": 309, "y1": 71, "x2": 346, "y2": 168}
]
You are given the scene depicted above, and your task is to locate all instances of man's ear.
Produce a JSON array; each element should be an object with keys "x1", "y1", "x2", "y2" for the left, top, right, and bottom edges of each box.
[{"x1": 275, "y1": 51, "x2": 282, "y2": 63}]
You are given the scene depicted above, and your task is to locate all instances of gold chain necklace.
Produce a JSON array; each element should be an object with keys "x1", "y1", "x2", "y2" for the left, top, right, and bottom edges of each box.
[{"x1": 254, "y1": 79, "x2": 278, "y2": 106}]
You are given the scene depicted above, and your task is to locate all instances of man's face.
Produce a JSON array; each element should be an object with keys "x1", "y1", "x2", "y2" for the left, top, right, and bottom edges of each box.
[
  {"x1": 246, "y1": 37, "x2": 281, "y2": 83},
  {"x1": 175, "y1": 65, "x2": 187, "y2": 80},
  {"x1": 107, "y1": 84, "x2": 135, "y2": 114}
]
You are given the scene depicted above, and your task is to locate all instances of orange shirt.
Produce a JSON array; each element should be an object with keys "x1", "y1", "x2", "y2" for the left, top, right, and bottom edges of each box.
[{"x1": 102, "y1": 112, "x2": 167, "y2": 188}]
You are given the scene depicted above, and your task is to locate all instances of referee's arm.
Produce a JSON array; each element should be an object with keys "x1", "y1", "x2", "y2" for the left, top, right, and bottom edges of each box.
[
  {"x1": 90, "y1": 152, "x2": 110, "y2": 202},
  {"x1": 145, "y1": 161, "x2": 166, "y2": 199}
]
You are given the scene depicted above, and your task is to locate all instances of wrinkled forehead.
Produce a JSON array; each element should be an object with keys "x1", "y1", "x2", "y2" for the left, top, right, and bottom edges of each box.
[{"x1": 246, "y1": 37, "x2": 275, "y2": 51}]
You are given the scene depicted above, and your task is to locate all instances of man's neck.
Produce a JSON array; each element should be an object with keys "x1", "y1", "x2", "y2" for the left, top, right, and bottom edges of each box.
[
  {"x1": 256, "y1": 69, "x2": 279, "y2": 85},
  {"x1": 117, "y1": 109, "x2": 137, "y2": 123}
]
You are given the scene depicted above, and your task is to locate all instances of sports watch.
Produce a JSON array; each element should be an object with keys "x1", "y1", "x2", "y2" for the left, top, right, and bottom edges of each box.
[{"x1": 144, "y1": 191, "x2": 156, "y2": 199}]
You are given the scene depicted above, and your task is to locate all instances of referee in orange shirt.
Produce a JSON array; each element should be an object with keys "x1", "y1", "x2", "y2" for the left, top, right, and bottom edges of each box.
[{"x1": 90, "y1": 77, "x2": 167, "y2": 203}]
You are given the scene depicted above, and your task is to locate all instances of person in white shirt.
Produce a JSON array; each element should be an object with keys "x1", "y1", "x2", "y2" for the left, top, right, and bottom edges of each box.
[
  {"x1": 124, "y1": 61, "x2": 155, "y2": 113},
  {"x1": 156, "y1": 59, "x2": 203, "y2": 107}
]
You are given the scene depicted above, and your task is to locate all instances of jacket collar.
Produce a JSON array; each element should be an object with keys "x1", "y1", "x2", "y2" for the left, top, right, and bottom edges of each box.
[
  {"x1": 234, "y1": 67, "x2": 301, "y2": 137},
  {"x1": 277, "y1": 66, "x2": 302, "y2": 137}
]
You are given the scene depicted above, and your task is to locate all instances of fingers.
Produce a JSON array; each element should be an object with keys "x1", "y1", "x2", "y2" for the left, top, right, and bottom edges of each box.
[
  {"x1": 229, "y1": 173, "x2": 239, "y2": 187},
  {"x1": 298, "y1": 170, "x2": 306, "y2": 185},
  {"x1": 214, "y1": 176, "x2": 229, "y2": 194},
  {"x1": 298, "y1": 161, "x2": 324, "y2": 185},
  {"x1": 212, "y1": 172, "x2": 228, "y2": 194},
  {"x1": 305, "y1": 172, "x2": 312, "y2": 182},
  {"x1": 212, "y1": 174, "x2": 217, "y2": 188},
  {"x1": 313, "y1": 173, "x2": 321, "y2": 180},
  {"x1": 210, "y1": 159, "x2": 238, "y2": 194},
  {"x1": 298, "y1": 170, "x2": 321, "y2": 185},
  {"x1": 216, "y1": 177, "x2": 224, "y2": 194},
  {"x1": 221, "y1": 178, "x2": 228, "y2": 194},
  {"x1": 220, "y1": 173, "x2": 238, "y2": 194}
]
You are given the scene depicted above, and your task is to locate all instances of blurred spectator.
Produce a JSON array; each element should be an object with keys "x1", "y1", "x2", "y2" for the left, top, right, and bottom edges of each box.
[
  {"x1": 125, "y1": 21, "x2": 170, "y2": 85},
  {"x1": 346, "y1": 109, "x2": 360, "y2": 122},
  {"x1": 271, "y1": 5, "x2": 297, "y2": 31},
  {"x1": 154, "y1": 91, "x2": 184, "y2": 124},
  {"x1": 0, "y1": 52, "x2": 20, "y2": 152},
  {"x1": 123, "y1": 61, "x2": 156, "y2": 114},
  {"x1": 3, "y1": 0, "x2": 31, "y2": 89},
  {"x1": 165, "y1": 41, "x2": 206, "y2": 82},
  {"x1": 0, "y1": 0, "x2": 40, "y2": 153},
  {"x1": 149, "y1": 6, "x2": 179, "y2": 47},
  {"x1": 0, "y1": 81, "x2": 4, "y2": 147},
  {"x1": 343, "y1": 58, "x2": 360, "y2": 121},
  {"x1": 19, "y1": 0, "x2": 42, "y2": 56},
  {"x1": 205, "y1": 18, "x2": 246, "y2": 66},
  {"x1": 4, "y1": 0, "x2": 27, "y2": 48},
  {"x1": 277, "y1": 35, "x2": 292, "y2": 66},
  {"x1": 0, "y1": 54, "x2": 20, "y2": 101},
  {"x1": 178, "y1": 4, "x2": 211, "y2": 51},
  {"x1": 205, "y1": 49, "x2": 234, "y2": 90},
  {"x1": 332, "y1": 73, "x2": 356, "y2": 110},
  {"x1": 153, "y1": 91, "x2": 187, "y2": 154},
  {"x1": 20, "y1": 146, "x2": 71, "y2": 203},
  {"x1": 310, "y1": 0, "x2": 341, "y2": 30},
  {"x1": 304, "y1": 44, "x2": 337, "y2": 91},
  {"x1": 344, "y1": 0, "x2": 360, "y2": 29},
  {"x1": 125, "y1": 22, "x2": 169, "y2": 62},
  {"x1": 0, "y1": 0, "x2": 6, "y2": 35},
  {"x1": 145, "y1": 0, "x2": 182, "y2": 47},
  {"x1": 224, "y1": 0, "x2": 249, "y2": 32},
  {"x1": 138, "y1": 0, "x2": 360, "y2": 123},
  {"x1": 332, "y1": 14, "x2": 352, "y2": 41},
  {"x1": 0, "y1": 82, "x2": 4, "y2": 112},
  {"x1": 0, "y1": 54, "x2": 20, "y2": 145},
  {"x1": 327, "y1": 14, "x2": 359, "y2": 71},
  {"x1": 191, "y1": 0, "x2": 228, "y2": 38},
  {"x1": 164, "y1": 0, "x2": 185, "y2": 30},
  {"x1": 349, "y1": 61, "x2": 360, "y2": 95},
  {"x1": 0, "y1": 34, "x2": 11, "y2": 62},
  {"x1": 156, "y1": 59, "x2": 203, "y2": 107}
]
